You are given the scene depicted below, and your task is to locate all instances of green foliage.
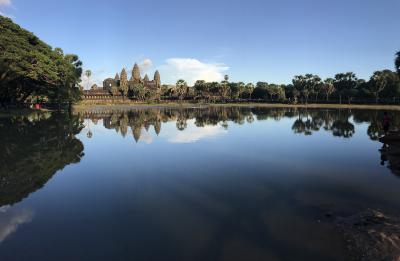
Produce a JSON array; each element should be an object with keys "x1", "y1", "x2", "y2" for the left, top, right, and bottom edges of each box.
[
  {"x1": 176, "y1": 79, "x2": 188, "y2": 101},
  {"x1": 369, "y1": 70, "x2": 400, "y2": 101},
  {"x1": 244, "y1": 83, "x2": 255, "y2": 99},
  {"x1": 130, "y1": 82, "x2": 146, "y2": 100},
  {"x1": 253, "y1": 82, "x2": 269, "y2": 99},
  {"x1": 395, "y1": 51, "x2": 400, "y2": 76},
  {"x1": 292, "y1": 74, "x2": 321, "y2": 103},
  {"x1": 0, "y1": 16, "x2": 83, "y2": 106},
  {"x1": 333, "y1": 72, "x2": 358, "y2": 103},
  {"x1": 322, "y1": 78, "x2": 335, "y2": 101},
  {"x1": 219, "y1": 80, "x2": 230, "y2": 100}
]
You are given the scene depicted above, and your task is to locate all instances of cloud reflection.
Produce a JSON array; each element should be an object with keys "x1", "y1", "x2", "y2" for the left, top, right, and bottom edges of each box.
[
  {"x1": 167, "y1": 122, "x2": 227, "y2": 143},
  {"x1": 0, "y1": 206, "x2": 34, "y2": 244}
]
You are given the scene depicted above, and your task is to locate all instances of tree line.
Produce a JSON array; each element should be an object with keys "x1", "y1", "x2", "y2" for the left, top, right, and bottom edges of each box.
[
  {"x1": 1, "y1": 16, "x2": 400, "y2": 107},
  {"x1": 0, "y1": 16, "x2": 83, "y2": 108},
  {"x1": 169, "y1": 65, "x2": 400, "y2": 104}
]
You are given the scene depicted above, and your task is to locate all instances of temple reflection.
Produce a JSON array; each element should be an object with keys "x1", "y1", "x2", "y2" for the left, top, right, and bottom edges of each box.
[
  {"x1": 76, "y1": 107, "x2": 400, "y2": 177},
  {"x1": 77, "y1": 107, "x2": 397, "y2": 141}
]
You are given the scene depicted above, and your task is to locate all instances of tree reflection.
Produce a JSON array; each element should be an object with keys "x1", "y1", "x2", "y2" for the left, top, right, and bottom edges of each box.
[
  {"x1": 77, "y1": 107, "x2": 400, "y2": 143},
  {"x1": 380, "y1": 143, "x2": 400, "y2": 178},
  {"x1": 0, "y1": 113, "x2": 85, "y2": 207}
]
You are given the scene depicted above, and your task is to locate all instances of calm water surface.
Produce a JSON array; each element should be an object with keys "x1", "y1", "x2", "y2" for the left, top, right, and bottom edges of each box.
[{"x1": 1, "y1": 106, "x2": 400, "y2": 261}]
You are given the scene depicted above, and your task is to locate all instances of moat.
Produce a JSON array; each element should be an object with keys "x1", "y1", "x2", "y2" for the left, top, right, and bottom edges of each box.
[{"x1": 1, "y1": 106, "x2": 400, "y2": 260}]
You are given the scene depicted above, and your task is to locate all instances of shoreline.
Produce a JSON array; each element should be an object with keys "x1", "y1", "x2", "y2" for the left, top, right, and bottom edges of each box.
[
  {"x1": 3, "y1": 102, "x2": 400, "y2": 116},
  {"x1": 72, "y1": 102, "x2": 400, "y2": 111}
]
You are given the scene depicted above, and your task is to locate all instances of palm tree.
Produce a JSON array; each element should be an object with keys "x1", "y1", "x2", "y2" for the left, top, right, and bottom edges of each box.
[
  {"x1": 84, "y1": 70, "x2": 92, "y2": 89},
  {"x1": 395, "y1": 51, "x2": 400, "y2": 76},
  {"x1": 176, "y1": 79, "x2": 188, "y2": 101}
]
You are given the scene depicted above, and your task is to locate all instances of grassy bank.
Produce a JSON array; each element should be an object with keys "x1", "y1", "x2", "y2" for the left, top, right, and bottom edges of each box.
[{"x1": 73, "y1": 102, "x2": 400, "y2": 111}]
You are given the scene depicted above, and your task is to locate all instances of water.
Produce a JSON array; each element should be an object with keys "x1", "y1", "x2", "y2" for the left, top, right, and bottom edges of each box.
[{"x1": 1, "y1": 106, "x2": 399, "y2": 260}]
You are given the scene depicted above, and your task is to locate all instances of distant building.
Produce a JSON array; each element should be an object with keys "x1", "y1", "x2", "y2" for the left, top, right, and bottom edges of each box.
[
  {"x1": 102, "y1": 63, "x2": 161, "y2": 93},
  {"x1": 83, "y1": 62, "x2": 161, "y2": 100}
]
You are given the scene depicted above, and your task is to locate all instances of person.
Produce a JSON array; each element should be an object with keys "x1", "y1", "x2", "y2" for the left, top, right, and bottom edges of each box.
[{"x1": 383, "y1": 111, "x2": 390, "y2": 134}]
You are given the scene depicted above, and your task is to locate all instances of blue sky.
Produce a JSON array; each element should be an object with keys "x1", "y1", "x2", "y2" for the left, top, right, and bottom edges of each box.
[{"x1": 1, "y1": 0, "x2": 399, "y2": 87}]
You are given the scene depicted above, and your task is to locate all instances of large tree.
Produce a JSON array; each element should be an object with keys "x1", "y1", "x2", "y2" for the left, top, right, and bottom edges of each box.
[
  {"x1": 370, "y1": 70, "x2": 400, "y2": 102},
  {"x1": 292, "y1": 74, "x2": 320, "y2": 103},
  {"x1": 245, "y1": 83, "x2": 254, "y2": 99},
  {"x1": 333, "y1": 72, "x2": 358, "y2": 104},
  {"x1": 130, "y1": 82, "x2": 146, "y2": 100},
  {"x1": 322, "y1": 78, "x2": 335, "y2": 101},
  {"x1": 0, "y1": 16, "x2": 83, "y2": 106},
  {"x1": 395, "y1": 51, "x2": 400, "y2": 76}
]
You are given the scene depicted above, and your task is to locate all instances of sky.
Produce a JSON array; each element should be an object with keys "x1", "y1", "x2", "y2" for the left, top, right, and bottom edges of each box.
[{"x1": 1, "y1": 0, "x2": 399, "y2": 87}]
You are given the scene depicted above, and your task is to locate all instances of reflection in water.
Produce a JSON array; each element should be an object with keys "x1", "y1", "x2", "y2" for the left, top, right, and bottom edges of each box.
[
  {"x1": 0, "y1": 113, "x2": 85, "y2": 207},
  {"x1": 76, "y1": 107, "x2": 400, "y2": 177},
  {"x1": 77, "y1": 107, "x2": 394, "y2": 140},
  {"x1": 380, "y1": 143, "x2": 400, "y2": 177},
  {"x1": 1, "y1": 107, "x2": 400, "y2": 260},
  {"x1": 0, "y1": 206, "x2": 33, "y2": 244}
]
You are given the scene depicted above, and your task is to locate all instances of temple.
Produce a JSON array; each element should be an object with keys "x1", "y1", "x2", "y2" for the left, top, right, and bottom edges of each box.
[{"x1": 83, "y1": 63, "x2": 161, "y2": 100}]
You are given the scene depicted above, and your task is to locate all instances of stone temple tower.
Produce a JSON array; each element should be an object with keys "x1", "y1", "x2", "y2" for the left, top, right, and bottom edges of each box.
[
  {"x1": 132, "y1": 63, "x2": 141, "y2": 81},
  {"x1": 154, "y1": 70, "x2": 161, "y2": 87}
]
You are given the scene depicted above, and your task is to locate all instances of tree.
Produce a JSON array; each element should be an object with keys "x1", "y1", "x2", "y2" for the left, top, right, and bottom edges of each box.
[
  {"x1": 176, "y1": 79, "x2": 188, "y2": 101},
  {"x1": 395, "y1": 51, "x2": 400, "y2": 76},
  {"x1": 237, "y1": 82, "x2": 245, "y2": 99},
  {"x1": 293, "y1": 75, "x2": 316, "y2": 103},
  {"x1": 130, "y1": 82, "x2": 146, "y2": 100},
  {"x1": 194, "y1": 80, "x2": 208, "y2": 99},
  {"x1": 322, "y1": 78, "x2": 335, "y2": 101},
  {"x1": 370, "y1": 70, "x2": 400, "y2": 102},
  {"x1": 219, "y1": 80, "x2": 230, "y2": 101},
  {"x1": 370, "y1": 70, "x2": 388, "y2": 103},
  {"x1": 245, "y1": 83, "x2": 254, "y2": 100},
  {"x1": 111, "y1": 85, "x2": 119, "y2": 96},
  {"x1": 84, "y1": 70, "x2": 92, "y2": 89},
  {"x1": 333, "y1": 72, "x2": 358, "y2": 104},
  {"x1": 0, "y1": 16, "x2": 83, "y2": 107},
  {"x1": 311, "y1": 75, "x2": 322, "y2": 101},
  {"x1": 253, "y1": 82, "x2": 268, "y2": 99},
  {"x1": 283, "y1": 84, "x2": 299, "y2": 103},
  {"x1": 229, "y1": 82, "x2": 240, "y2": 99}
]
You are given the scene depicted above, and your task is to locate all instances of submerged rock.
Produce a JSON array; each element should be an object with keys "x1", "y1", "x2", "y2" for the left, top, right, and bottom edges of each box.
[{"x1": 336, "y1": 209, "x2": 400, "y2": 261}]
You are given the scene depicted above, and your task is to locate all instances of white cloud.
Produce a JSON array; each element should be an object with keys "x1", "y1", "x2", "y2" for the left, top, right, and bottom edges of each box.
[
  {"x1": 159, "y1": 58, "x2": 229, "y2": 86},
  {"x1": 80, "y1": 69, "x2": 105, "y2": 90},
  {"x1": 139, "y1": 58, "x2": 153, "y2": 74},
  {"x1": 0, "y1": 0, "x2": 11, "y2": 7},
  {"x1": 0, "y1": 0, "x2": 13, "y2": 17}
]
